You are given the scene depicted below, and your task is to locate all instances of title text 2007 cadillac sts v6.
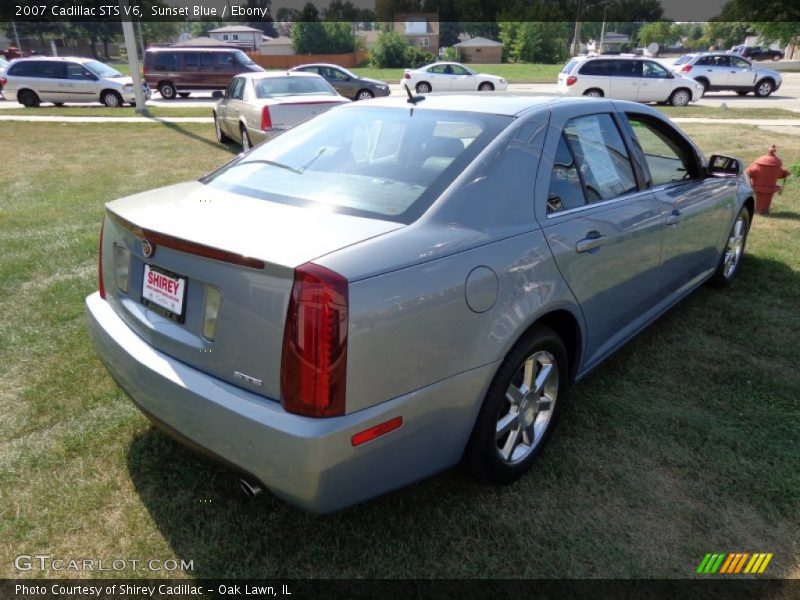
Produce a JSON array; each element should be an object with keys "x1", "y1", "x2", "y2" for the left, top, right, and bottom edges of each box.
[{"x1": 86, "y1": 95, "x2": 753, "y2": 512}]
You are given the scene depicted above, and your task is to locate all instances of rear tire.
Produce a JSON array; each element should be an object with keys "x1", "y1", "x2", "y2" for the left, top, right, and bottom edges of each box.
[
  {"x1": 416, "y1": 82, "x2": 431, "y2": 94},
  {"x1": 583, "y1": 88, "x2": 603, "y2": 97},
  {"x1": 465, "y1": 325, "x2": 568, "y2": 485},
  {"x1": 158, "y1": 81, "x2": 177, "y2": 100},
  {"x1": 18, "y1": 89, "x2": 40, "y2": 108},
  {"x1": 711, "y1": 206, "x2": 750, "y2": 287}
]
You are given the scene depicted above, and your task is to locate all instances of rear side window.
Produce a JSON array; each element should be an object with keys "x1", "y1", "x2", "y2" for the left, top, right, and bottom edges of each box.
[
  {"x1": 153, "y1": 52, "x2": 179, "y2": 70},
  {"x1": 562, "y1": 113, "x2": 637, "y2": 202},
  {"x1": 561, "y1": 59, "x2": 578, "y2": 74},
  {"x1": 205, "y1": 107, "x2": 513, "y2": 223},
  {"x1": 10, "y1": 61, "x2": 66, "y2": 78},
  {"x1": 184, "y1": 52, "x2": 198, "y2": 67}
]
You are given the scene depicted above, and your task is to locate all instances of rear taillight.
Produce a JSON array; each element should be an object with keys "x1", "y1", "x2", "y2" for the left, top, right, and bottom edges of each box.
[
  {"x1": 681, "y1": 65, "x2": 692, "y2": 73},
  {"x1": 98, "y1": 220, "x2": 106, "y2": 299},
  {"x1": 281, "y1": 263, "x2": 348, "y2": 418},
  {"x1": 404, "y1": 72, "x2": 410, "y2": 79},
  {"x1": 261, "y1": 105, "x2": 272, "y2": 131},
  {"x1": 0, "y1": 77, "x2": 7, "y2": 87},
  {"x1": 566, "y1": 76, "x2": 577, "y2": 86}
]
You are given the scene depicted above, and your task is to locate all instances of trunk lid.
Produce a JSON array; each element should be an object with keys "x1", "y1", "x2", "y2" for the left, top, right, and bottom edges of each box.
[
  {"x1": 262, "y1": 95, "x2": 349, "y2": 130},
  {"x1": 102, "y1": 181, "x2": 402, "y2": 400}
]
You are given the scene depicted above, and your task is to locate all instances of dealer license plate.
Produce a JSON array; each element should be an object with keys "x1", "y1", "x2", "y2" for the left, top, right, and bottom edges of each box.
[{"x1": 142, "y1": 264, "x2": 187, "y2": 323}]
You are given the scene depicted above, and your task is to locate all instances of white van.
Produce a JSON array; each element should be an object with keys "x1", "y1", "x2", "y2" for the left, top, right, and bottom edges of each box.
[{"x1": 3, "y1": 57, "x2": 150, "y2": 107}]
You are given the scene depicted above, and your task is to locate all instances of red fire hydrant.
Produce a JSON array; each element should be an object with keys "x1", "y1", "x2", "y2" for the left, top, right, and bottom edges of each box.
[{"x1": 746, "y1": 145, "x2": 789, "y2": 215}]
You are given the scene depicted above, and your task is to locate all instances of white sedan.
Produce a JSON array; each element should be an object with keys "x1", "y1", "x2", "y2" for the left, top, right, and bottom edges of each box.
[{"x1": 401, "y1": 62, "x2": 508, "y2": 94}]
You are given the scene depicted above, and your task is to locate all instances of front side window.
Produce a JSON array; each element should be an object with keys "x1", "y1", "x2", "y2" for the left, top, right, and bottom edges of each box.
[
  {"x1": 547, "y1": 136, "x2": 585, "y2": 214},
  {"x1": 450, "y1": 65, "x2": 470, "y2": 76},
  {"x1": 643, "y1": 61, "x2": 669, "y2": 78},
  {"x1": 731, "y1": 56, "x2": 751, "y2": 69},
  {"x1": 625, "y1": 114, "x2": 698, "y2": 186},
  {"x1": 218, "y1": 53, "x2": 234, "y2": 66},
  {"x1": 66, "y1": 63, "x2": 95, "y2": 80},
  {"x1": 205, "y1": 107, "x2": 512, "y2": 223},
  {"x1": 562, "y1": 113, "x2": 637, "y2": 202}
]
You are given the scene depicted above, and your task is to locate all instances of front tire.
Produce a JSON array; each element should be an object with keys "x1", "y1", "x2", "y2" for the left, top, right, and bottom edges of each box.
[
  {"x1": 669, "y1": 88, "x2": 692, "y2": 106},
  {"x1": 355, "y1": 89, "x2": 374, "y2": 100},
  {"x1": 465, "y1": 325, "x2": 568, "y2": 485},
  {"x1": 736, "y1": 91, "x2": 749, "y2": 96},
  {"x1": 711, "y1": 207, "x2": 750, "y2": 286},
  {"x1": 158, "y1": 81, "x2": 177, "y2": 100},
  {"x1": 755, "y1": 79, "x2": 774, "y2": 97},
  {"x1": 416, "y1": 82, "x2": 431, "y2": 94},
  {"x1": 213, "y1": 112, "x2": 232, "y2": 143},
  {"x1": 478, "y1": 82, "x2": 494, "y2": 91},
  {"x1": 101, "y1": 90, "x2": 123, "y2": 108},
  {"x1": 240, "y1": 124, "x2": 252, "y2": 152},
  {"x1": 178, "y1": 92, "x2": 190, "y2": 98}
]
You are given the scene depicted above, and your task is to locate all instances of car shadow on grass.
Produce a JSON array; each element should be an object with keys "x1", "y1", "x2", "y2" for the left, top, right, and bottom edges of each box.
[
  {"x1": 763, "y1": 210, "x2": 800, "y2": 221},
  {"x1": 155, "y1": 120, "x2": 241, "y2": 156},
  {"x1": 124, "y1": 254, "x2": 800, "y2": 579}
]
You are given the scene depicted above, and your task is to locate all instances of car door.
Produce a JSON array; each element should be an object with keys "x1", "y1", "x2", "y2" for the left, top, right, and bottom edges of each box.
[
  {"x1": 535, "y1": 107, "x2": 663, "y2": 369},
  {"x1": 703, "y1": 55, "x2": 730, "y2": 87},
  {"x1": 727, "y1": 56, "x2": 756, "y2": 88},
  {"x1": 64, "y1": 62, "x2": 99, "y2": 103},
  {"x1": 449, "y1": 64, "x2": 476, "y2": 90},
  {"x1": 621, "y1": 111, "x2": 735, "y2": 297},
  {"x1": 322, "y1": 66, "x2": 354, "y2": 98},
  {"x1": 638, "y1": 60, "x2": 674, "y2": 102},
  {"x1": 607, "y1": 60, "x2": 641, "y2": 100},
  {"x1": 34, "y1": 61, "x2": 67, "y2": 103},
  {"x1": 425, "y1": 65, "x2": 451, "y2": 91},
  {"x1": 198, "y1": 52, "x2": 215, "y2": 89},
  {"x1": 222, "y1": 76, "x2": 246, "y2": 138}
]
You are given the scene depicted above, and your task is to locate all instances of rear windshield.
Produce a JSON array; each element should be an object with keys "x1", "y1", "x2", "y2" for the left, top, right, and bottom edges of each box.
[
  {"x1": 673, "y1": 55, "x2": 692, "y2": 65},
  {"x1": 255, "y1": 76, "x2": 337, "y2": 98},
  {"x1": 562, "y1": 59, "x2": 578, "y2": 74},
  {"x1": 204, "y1": 106, "x2": 513, "y2": 223}
]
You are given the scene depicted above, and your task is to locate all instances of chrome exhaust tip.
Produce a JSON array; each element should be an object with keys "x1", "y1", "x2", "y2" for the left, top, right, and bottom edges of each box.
[{"x1": 239, "y1": 478, "x2": 263, "y2": 497}]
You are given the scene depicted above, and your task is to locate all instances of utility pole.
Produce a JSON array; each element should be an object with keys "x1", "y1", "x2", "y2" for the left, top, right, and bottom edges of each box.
[
  {"x1": 599, "y1": 0, "x2": 608, "y2": 54},
  {"x1": 11, "y1": 20, "x2": 22, "y2": 51},
  {"x1": 119, "y1": 0, "x2": 147, "y2": 113},
  {"x1": 572, "y1": 0, "x2": 583, "y2": 56},
  {"x1": 137, "y1": 20, "x2": 145, "y2": 60}
]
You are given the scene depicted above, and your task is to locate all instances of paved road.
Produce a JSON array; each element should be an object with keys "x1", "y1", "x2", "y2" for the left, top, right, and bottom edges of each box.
[{"x1": 1, "y1": 72, "x2": 798, "y2": 112}]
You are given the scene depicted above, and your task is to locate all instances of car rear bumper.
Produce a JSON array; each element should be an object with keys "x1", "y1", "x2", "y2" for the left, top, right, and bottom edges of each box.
[{"x1": 85, "y1": 292, "x2": 494, "y2": 513}]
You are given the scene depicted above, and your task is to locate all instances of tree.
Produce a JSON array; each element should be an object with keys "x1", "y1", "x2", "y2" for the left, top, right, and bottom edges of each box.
[
  {"x1": 370, "y1": 30, "x2": 409, "y2": 67},
  {"x1": 291, "y1": 3, "x2": 326, "y2": 53},
  {"x1": 499, "y1": 21, "x2": 569, "y2": 64},
  {"x1": 322, "y1": 22, "x2": 357, "y2": 53},
  {"x1": 245, "y1": 0, "x2": 277, "y2": 38},
  {"x1": 638, "y1": 21, "x2": 680, "y2": 50}
]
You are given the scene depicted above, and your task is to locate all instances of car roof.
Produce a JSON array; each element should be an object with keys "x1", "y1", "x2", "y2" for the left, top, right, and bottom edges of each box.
[
  {"x1": 8, "y1": 56, "x2": 95, "y2": 63},
  {"x1": 291, "y1": 63, "x2": 350, "y2": 70},
  {"x1": 238, "y1": 71, "x2": 324, "y2": 80},
  {"x1": 338, "y1": 93, "x2": 653, "y2": 118}
]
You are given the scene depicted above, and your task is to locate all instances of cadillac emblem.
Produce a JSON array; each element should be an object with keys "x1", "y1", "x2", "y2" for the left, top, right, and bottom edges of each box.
[{"x1": 142, "y1": 239, "x2": 155, "y2": 258}]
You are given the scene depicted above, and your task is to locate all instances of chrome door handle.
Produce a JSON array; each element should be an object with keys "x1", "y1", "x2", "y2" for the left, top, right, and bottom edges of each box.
[
  {"x1": 576, "y1": 233, "x2": 607, "y2": 253},
  {"x1": 665, "y1": 209, "x2": 681, "y2": 225}
]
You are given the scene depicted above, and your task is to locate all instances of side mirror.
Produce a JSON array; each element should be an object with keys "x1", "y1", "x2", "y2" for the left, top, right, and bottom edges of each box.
[
  {"x1": 667, "y1": 72, "x2": 674, "y2": 79},
  {"x1": 707, "y1": 154, "x2": 742, "y2": 177},
  {"x1": 211, "y1": 90, "x2": 223, "y2": 98}
]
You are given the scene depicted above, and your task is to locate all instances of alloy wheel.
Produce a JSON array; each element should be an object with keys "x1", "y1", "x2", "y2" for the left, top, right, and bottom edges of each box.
[{"x1": 722, "y1": 214, "x2": 746, "y2": 279}]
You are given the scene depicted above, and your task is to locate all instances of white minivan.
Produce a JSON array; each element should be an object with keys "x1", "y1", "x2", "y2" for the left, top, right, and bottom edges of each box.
[
  {"x1": 557, "y1": 55, "x2": 705, "y2": 106},
  {"x1": 2, "y1": 57, "x2": 150, "y2": 107}
]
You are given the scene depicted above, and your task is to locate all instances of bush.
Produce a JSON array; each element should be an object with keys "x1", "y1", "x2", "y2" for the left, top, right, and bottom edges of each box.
[
  {"x1": 441, "y1": 47, "x2": 459, "y2": 62},
  {"x1": 404, "y1": 46, "x2": 436, "y2": 69},
  {"x1": 370, "y1": 30, "x2": 409, "y2": 68}
]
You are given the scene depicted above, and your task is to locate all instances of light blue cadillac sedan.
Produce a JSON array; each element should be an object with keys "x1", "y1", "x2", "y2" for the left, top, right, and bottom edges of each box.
[{"x1": 86, "y1": 94, "x2": 753, "y2": 512}]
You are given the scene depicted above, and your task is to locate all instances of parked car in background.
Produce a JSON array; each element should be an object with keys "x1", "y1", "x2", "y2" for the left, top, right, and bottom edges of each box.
[
  {"x1": 0, "y1": 57, "x2": 8, "y2": 93},
  {"x1": 740, "y1": 46, "x2": 784, "y2": 61},
  {"x1": 671, "y1": 52, "x2": 782, "y2": 97},
  {"x1": 557, "y1": 55, "x2": 703, "y2": 106},
  {"x1": 212, "y1": 71, "x2": 349, "y2": 150},
  {"x1": 402, "y1": 62, "x2": 508, "y2": 93},
  {"x1": 3, "y1": 57, "x2": 150, "y2": 107},
  {"x1": 289, "y1": 63, "x2": 389, "y2": 100},
  {"x1": 144, "y1": 47, "x2": 264, "y2": 99},
  {"x1": 86, "y1": 94, "x2": 754, "y2": 513}
]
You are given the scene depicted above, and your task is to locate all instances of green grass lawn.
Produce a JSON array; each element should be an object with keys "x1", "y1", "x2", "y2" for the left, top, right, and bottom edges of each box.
[
  {"x1": 1, "y1": 121, "x2": 798, "y2": 579},
  {"x1": 658, "y1": 106, "x2": 800, "y2": 119},
  {"x1": 3, "y1": 106, "x2": 214, "y2": 118},
  {"x1": 352, "y1": 63, "x2": 562, "y2": 84}
]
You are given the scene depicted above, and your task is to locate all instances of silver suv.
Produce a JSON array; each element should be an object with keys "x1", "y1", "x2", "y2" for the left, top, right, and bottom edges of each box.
[
  {"x1": 3, "y1": 56, "x2": 150, "y2": 107},
  {"x1": 671, "y1": 52, "x2": 782, "y2": 97}
]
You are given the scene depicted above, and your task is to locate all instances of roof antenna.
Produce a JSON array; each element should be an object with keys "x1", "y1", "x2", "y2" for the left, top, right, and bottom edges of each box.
[{"x1": 405, "y1": 84, "x2": 425, "y2": 105}]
